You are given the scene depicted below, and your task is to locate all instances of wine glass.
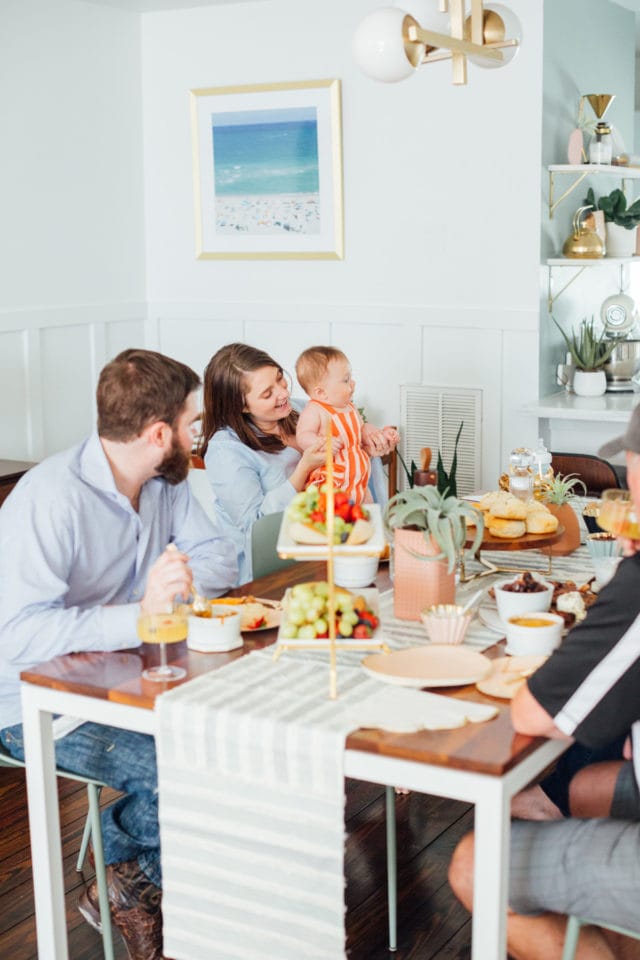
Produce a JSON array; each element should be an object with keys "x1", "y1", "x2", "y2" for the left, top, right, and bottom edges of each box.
[
  {"x1": 597, "y1": 488, "x2": 639, "y2": 538},
  {"x1": 137, "y1": 608, "x2": 188, "y2": 682}
]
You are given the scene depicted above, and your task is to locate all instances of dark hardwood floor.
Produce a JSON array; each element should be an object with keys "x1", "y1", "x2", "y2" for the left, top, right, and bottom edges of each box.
[{"x1": 0, "y1": 766, "x2": 472, "y2": 959}]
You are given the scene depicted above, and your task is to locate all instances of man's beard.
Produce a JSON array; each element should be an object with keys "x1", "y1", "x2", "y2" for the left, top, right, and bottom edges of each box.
[{"x1": 156, "y1": 431, "x2": 190, "y2": 485}]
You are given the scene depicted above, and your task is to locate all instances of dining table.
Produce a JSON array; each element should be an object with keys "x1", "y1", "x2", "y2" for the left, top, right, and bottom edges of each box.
[{"x1": 20, "y1": 557, "x2": 575, "y2": 960}]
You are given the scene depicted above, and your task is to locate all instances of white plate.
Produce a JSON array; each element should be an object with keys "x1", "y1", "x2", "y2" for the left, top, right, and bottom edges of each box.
[
  {"x1": 276, "y1": 503, "x2": 385, "y2": 559},
  {"x1": 361, "y1": 645, "x2": 491, "y2": 688},
  {"x1": 276, "y1": 586, "x2": 381, "y2": 648},
  {"x1": 476, "y1": 655, "x2": 548, "y2": 700},
  {"x1": 478, "y1": 605, "x2": 507, "y2": 635}
]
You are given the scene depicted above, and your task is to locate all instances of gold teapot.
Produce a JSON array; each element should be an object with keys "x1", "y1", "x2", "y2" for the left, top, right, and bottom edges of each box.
[{"x1": 562, "y1": 205, "x2": 604, "y2": 259}]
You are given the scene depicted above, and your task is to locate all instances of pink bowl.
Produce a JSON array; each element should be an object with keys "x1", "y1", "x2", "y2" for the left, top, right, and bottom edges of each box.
[{"x1": 420, "y1": 604, "x2": 472, "y2": 645}]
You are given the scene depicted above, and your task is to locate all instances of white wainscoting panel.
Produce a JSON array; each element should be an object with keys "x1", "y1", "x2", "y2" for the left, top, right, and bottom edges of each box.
[
  {"x1": 0, "y1": 330, "x2": 30, "y2": 457},
  {"x1": 41, "y1": 324, "x2": 94, "y2": 456}
]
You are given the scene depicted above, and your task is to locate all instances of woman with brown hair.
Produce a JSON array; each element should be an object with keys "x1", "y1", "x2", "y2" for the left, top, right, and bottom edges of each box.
[{"x1": 198, "y1": 343, "x2": 331, "y2": 585}]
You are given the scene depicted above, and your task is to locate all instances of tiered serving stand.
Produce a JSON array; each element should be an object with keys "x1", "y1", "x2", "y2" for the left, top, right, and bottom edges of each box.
[{"x1": 275, "y1": 430, "x2": 387, "y2": 698}]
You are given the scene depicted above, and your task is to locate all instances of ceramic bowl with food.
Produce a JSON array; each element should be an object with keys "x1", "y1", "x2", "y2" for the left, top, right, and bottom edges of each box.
[
  {"x1": 505, "y1": 612, "x2": 564, "y2": 657},
  {"x1": 187, "y1": 605, "x2": 243, "y2": 652},
  {"x1": 494, "y1": 573, "x2": 553, "y2": 623}
]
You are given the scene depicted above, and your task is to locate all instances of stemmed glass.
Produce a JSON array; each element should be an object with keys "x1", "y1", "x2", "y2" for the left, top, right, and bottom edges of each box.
[
  {"x1": 138, "y1": 607, "x2": 188, "y2": 682},
  {"x1": 597, "y1": 488, "x2": 639, "y2": 538}
]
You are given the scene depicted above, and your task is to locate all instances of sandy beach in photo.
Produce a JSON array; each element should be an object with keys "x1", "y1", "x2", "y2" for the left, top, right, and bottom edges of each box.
[{"x1": 215, "y1": 192, "x2": 320, "y2": 235}]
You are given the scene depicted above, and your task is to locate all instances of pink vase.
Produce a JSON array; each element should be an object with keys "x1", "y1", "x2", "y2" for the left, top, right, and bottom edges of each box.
[{"x1": 393, "y1": 528, "x2": 456, "y2": 621}]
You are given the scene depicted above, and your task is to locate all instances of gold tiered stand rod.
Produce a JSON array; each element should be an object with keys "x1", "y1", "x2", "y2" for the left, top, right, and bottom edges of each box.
[{"x1": 325, "y1": 423, "x2": 338, "y2": 701}]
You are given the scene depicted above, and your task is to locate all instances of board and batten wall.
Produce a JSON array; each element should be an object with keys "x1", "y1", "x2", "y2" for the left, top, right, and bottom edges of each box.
[
  {"x1": 2, "y1": 0, "x2": 543, "y2": 491},
  {"x1": 0, "y1": 0, "x2": 146, "y2": 461}
]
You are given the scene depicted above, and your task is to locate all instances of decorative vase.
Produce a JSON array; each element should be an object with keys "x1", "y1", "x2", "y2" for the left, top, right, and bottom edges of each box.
[
  {"x1": 546, "y1": 502, "x2": 581, "y2": 556},
  {"x1": 605, "y1": 222, "x2": 637, "y2": 258},
  {"x1": 392, "y1": 528, "x2": 455, "y2": 621},
  {"x1": 572, "y1": 369, "x2": 607, "y2": 397}
]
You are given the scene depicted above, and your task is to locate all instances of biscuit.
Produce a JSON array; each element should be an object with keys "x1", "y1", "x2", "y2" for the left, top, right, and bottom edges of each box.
[
  {"x1": 480, "y1": 491, "x2": 526, "y2": 521},
  {"x1": 525, "y1": 509, "x2": 559, "y2": 534},
  {"x1": 488, "y1": 517, "x2": 526, "y2": 539}
]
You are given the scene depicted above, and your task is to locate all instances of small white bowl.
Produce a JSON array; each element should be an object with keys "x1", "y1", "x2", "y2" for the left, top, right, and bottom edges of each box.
[
  {"x1": 505, "y1": 612, "x2": 564, "y2": 657},
  {"x1": 494, "y1": 576, "x2": 553, "y2": 623},
  {"x1": 187, "y1": 606, "x2": 243, "y2": 653},
  {"x1": 333, "y1": 556, "x2": 379, "y2": 589},
  {"x1": 421, "y1": 604, "x2": 472, "y2": 645}
]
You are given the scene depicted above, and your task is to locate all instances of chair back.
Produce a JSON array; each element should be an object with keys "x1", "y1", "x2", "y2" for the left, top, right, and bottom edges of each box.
[
  {"x1": 550, "y1": 452, "x2": 622, "y2": 497},
  {"x1": 251, "y1": 512, "x2": 295, "y2": 581}
]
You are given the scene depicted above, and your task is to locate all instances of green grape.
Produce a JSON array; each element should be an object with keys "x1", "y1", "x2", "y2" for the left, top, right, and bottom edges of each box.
[
  {"x1": 297, "y1": 624, "x2": 317, "y2": 640},
  {"x1": 314, "y1": 582, "x2": 330, "y2": 598},
  {"x1": 338, "y1": 618, "x2": 353, "y2": 637},
  {"x1": 280, "y1": 623, "x2": 298, "y2": 639},
  {"x1": 313, "y1": 618, "x2": 328, "y2": 634}
]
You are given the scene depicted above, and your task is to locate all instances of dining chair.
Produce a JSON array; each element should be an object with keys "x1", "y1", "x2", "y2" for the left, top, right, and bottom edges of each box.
[
  {"x1": 0, "y1": 741, "x2": 115, "y2": 960},
  {"x1": 250, "y1": 512, "x2": 296, "y2": 580},
  {"x1": 550, "y1": 452, "x2": 622, "y2": 496},
  {"x1": 562, "y1": 914, "x2": 640, "y2": 959}
]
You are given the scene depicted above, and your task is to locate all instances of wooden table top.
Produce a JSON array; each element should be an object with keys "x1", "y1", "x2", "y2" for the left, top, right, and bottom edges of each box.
[{"x1": 20, "y1": 560, "x2": 544, "y2": 778}]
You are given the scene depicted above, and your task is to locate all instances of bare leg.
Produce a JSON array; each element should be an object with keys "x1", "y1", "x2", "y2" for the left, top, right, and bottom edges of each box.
[
  {"x1": 569, "y1": 762, "x2": 623, "y2": 819},
  {"x1": 511, "y1": 784, "x2": 563, "y2": 821},
  {"x1": 448, "y1": 833, "x2": 639, "y2": 960}
]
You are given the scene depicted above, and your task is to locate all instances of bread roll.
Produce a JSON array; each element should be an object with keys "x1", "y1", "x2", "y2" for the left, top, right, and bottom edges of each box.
[
  {"x1": 488, "y1": 517, "x2": 526, "y2": 539},
  {"x1": 525, "y1": 509, "x2": 559, "y2": 534},
  {"x1": 480, "y1": 491, "x2": 526, "y2": 521}
]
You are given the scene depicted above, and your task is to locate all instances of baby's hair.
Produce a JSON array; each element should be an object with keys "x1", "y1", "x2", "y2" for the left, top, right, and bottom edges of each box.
[{"x1": 296, "y1": 346, "x2": 348, "y2": 395}]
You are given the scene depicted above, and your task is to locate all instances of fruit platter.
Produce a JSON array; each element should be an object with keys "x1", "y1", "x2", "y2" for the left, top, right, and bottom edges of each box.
[
  {"x1": 277, "y1": 487, "x2": 385, "y2": 559},
  {"x1": 276, "y1": 582, "x2": 386, "y2": 650}
]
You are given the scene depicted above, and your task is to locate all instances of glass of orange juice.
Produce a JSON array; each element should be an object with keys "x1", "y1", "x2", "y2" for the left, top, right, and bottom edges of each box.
[
  {"x1": 596, "y1": 489, "x2": 640, "y2": 539},
  {"x1": 138, "y1": 609, "x2": 188, "y2": 682}
]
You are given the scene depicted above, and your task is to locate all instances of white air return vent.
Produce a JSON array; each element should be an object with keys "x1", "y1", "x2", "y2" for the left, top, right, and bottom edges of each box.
[{"x1": 399, "y1": 385, "x2": 482, "y2": 495}]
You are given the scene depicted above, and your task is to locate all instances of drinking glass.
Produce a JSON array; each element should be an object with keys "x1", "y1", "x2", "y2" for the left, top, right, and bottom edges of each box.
[
  {"x1": 596, "y1": 489, "x2": 640, "y2": 538},
  {"x1": 137, "y1": 609, "x2": 188, "y2": 682}
]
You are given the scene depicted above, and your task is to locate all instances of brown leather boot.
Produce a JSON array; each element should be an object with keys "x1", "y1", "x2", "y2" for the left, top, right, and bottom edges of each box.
[
  {"x1": 78, "y1": 860, "x2": 164, "y2": 960},
  {"x1": 108, "y1": 860, "x2": 163, "y2": 960}
]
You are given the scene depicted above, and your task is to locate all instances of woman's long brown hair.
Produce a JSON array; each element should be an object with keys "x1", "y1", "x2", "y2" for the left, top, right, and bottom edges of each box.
[{"x1": 197, "y1": 343, "x2": 299, "y2": 457}]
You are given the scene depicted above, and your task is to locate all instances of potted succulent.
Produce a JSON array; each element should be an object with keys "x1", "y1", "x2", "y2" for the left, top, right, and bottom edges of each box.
[
  {"x1": 584, "y1": 187, "x2": 640, "y2": 257},
  {"x1": 542, "y1": 473, "x2": 586, "y2": 556},
  {"x1": 384, "y1": 485, "x2": 484, "y2": 620},
  {"x1": 553, "y1": 316, "x2": 616, "y2": 397}
]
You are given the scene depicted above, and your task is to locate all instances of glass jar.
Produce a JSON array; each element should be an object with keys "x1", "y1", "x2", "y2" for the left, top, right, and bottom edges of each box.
[
  {"x1": 589, "y1": 122, "x2": 612, "y2": 165},
  {"x1": 508, "y1": 447, "x2": 534, "y2": 502}
]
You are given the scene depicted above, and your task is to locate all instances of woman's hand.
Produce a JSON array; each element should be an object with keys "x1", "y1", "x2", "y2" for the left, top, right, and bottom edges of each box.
[
  {"x1": 290, "y1": 437, "x2": 341, "y2": 492},
  {"x1": 140, "y1": 544, "x2": 193, "y2": 615}
]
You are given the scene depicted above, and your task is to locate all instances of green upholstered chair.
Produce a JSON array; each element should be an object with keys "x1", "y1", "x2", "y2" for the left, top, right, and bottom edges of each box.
[{"x1": 250, "y1": 512, "x2": 296, "y2": 580}]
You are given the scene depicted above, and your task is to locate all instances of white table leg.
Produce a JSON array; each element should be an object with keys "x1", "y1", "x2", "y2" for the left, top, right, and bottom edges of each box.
[
  {"x1": 472, "y1": 780, "x2": 510, "y2": 960},
  {"x1": 21, "y1": 684, "x2": 68, "y2": 959}
]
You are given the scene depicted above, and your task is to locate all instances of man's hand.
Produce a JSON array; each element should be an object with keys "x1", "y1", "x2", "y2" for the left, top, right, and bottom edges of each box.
[{"x1": 140, "y1": 543, "x2": 193, "y2": 615}]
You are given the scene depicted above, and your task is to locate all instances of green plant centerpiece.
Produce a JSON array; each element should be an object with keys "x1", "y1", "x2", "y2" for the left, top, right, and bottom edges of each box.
[
  {"x1": 384, "y1": 486, "x2": 484, "y2": 620},
  {"x1": 541, "y1": 472, "x2": 586, "y2": 557},
  {"x1": 542, "y1": 472, "x2": 586, "y2": 505},
  {"x1": 553, "y1": 316, "x2": 616, "y2": 372},
  {"x1": 584, "y1": 187, "x2": 640, "y2": 230}
]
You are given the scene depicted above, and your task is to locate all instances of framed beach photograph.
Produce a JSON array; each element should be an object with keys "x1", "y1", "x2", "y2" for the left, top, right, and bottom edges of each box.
[{"x1": 190, "y1": 79, "x2": 344, "y2": 260}]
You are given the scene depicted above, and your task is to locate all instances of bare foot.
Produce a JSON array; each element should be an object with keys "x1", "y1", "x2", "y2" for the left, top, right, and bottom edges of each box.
[{"x1": 511, "y1": 784, "x2": 562, "y2": 821}]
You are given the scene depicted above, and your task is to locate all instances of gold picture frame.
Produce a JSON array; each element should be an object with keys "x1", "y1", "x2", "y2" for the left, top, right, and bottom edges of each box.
[{"x1": 190, "y1": 79, "x2": 344, "y2": 260}]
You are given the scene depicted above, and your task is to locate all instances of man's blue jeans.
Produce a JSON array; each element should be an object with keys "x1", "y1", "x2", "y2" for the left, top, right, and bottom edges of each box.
[{"x1": 1, "y1": 721, "x2": 161, "y2": 886}]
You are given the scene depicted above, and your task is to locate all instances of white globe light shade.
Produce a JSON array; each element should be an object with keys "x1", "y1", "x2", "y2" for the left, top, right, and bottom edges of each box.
[
  {"x1": 353, "y1": 7, "x2": 423, "y2": 83},
  {"x1": 465, "y1": 3, "x2": 522, "y2": 69}
]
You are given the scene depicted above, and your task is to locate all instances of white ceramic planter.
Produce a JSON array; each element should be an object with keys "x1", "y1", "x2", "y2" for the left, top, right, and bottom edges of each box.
[
  {"x1": 573, "y1": 368, "x2": 607, "y2": 397},
  {"x1": 605, "y1": 222, "x2": 637, "y2": 258}
]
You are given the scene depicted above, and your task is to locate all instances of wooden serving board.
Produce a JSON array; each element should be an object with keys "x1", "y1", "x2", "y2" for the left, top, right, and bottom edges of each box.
[{"x1": 465, "y1": 525, "x2": 564, "y2": 552}]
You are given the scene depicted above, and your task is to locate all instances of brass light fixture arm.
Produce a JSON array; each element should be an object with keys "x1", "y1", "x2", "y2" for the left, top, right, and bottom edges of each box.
[
  {"x1": 407, "y1": 24, "x2": 504, "y2": 62},
  {"x1": 422, "y1": 39, "x2": 517, "y2": 65}
]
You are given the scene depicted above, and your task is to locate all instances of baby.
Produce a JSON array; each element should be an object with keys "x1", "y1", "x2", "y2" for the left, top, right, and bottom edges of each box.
[{"x1": 295, "y1": 346, "x2": 399, "y2": 504}]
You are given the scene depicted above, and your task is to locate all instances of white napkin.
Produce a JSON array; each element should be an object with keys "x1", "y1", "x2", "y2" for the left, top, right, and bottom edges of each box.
[{"x1": 347, "y1": 686, "x2": 498, "y2": 733}]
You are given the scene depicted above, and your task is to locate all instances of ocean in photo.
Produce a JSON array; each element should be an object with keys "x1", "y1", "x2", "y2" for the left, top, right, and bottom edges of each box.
[{"x1": 211, "y1": 106, "x2": 321, "y2": 235}]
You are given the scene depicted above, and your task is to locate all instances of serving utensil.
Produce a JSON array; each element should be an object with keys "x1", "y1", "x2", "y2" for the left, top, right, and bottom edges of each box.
[{"x1": 460, "y1": 588, "x2": 485, "y2": 617}]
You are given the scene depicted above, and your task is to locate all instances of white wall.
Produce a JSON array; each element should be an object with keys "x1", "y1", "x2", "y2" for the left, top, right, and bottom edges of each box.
[
  {"x1": 141, "y1": 0, "x2": 544, "y2": 489},
  {"x1": 0, "y1": 0, "x2": 146, "y2": 460}
]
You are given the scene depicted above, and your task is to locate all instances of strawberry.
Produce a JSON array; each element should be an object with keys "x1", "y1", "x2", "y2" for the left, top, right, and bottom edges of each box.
[{"x1": 353, "y1": 623, "x2": 372, "y2": 639}]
